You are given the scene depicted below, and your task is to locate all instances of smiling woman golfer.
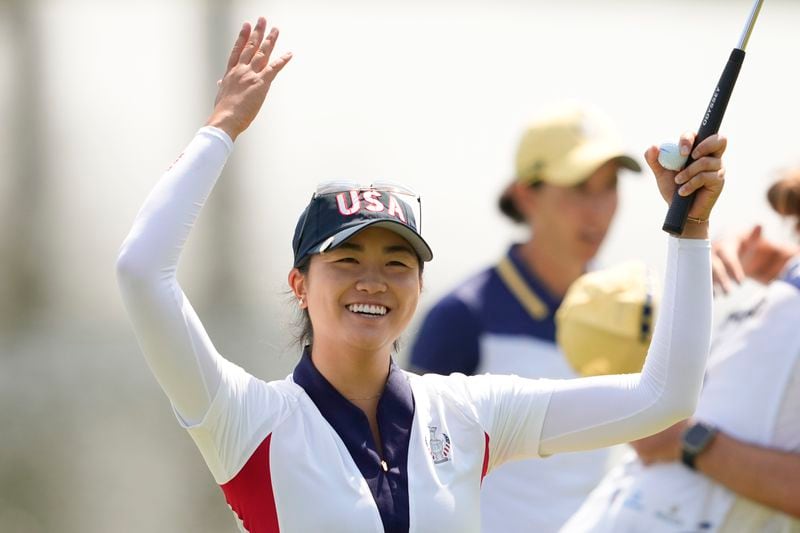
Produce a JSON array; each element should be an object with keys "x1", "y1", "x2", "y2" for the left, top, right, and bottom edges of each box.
[{"x1": 117, "y1": 17, "x2": 727, "y2": 533}]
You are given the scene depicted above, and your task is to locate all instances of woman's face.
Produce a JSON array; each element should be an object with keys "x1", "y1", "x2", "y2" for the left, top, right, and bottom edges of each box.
[
  {"x1": 291, "y1": 226, "x2": 422, "y2": 354},
  {"x1": 516, "y1": 160, "x2": 620, "y2": 264}
]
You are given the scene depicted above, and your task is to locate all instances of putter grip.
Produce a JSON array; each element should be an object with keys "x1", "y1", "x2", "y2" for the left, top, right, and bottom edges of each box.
[{"x1": 662, "y1": 48, "x2": 746, "y2": 235}]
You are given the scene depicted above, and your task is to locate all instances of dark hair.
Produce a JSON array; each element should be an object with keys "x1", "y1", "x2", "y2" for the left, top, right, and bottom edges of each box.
[
  {"x1": 767, "y1": 169, "x2": 800, "y2": 232},
  {"x1": 498, "y1": 181, "x2": 543, "y2": 224},
  {"x1": 290, "y1": 255, "x2": 425, "y2": 353}
]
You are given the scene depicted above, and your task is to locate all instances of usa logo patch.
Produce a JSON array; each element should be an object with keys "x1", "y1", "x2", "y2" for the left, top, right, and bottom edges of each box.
[{"x1": 426, "y1": 426, "x2": 452, "y2": 464}]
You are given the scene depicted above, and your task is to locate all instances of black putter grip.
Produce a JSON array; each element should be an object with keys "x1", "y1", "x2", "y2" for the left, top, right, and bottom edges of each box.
[{"x1": 662, "y1": 48, "x2": 746, "y2": 235}]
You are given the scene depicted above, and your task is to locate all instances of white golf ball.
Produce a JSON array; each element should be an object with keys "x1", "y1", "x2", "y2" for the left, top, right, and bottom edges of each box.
[{"x1": 658, "y1": 142, "x2": 688, "y2": 171}]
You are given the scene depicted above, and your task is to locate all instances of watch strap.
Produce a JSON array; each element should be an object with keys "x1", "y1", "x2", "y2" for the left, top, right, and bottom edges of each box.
[{"x1": 681, "y1": 447, "x2": 699, "y2": 470}]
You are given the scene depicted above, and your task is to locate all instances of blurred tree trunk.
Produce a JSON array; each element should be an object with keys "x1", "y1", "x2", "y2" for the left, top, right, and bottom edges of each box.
[
  {"x1": 202, "y1": 2, "x2": 244, "y2": 313},
  {"x1": 0, "y1": 0, "x2": 47, "y2": 341}
]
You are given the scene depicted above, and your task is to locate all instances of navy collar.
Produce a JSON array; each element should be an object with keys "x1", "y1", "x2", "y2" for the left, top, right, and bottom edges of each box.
[{"x1": 293, "y1": 347, "x2": 414, "y2": 533}]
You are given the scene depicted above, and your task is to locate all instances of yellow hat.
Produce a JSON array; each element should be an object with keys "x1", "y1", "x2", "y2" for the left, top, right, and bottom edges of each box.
[
  {"x1": 499, "y1": 103, "x2": 641, "y2": 222},
  {"x1": 556, "y1": 261, "x2": 659, "y2": 377},
  {"x1": 515, "y1": 102, "x2": 641, "y2": 186}
]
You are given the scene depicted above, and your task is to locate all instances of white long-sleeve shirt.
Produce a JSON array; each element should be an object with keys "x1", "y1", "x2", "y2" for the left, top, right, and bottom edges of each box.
[{"x1": 117, "y1": 127, "x2": 713, "y2": 533}]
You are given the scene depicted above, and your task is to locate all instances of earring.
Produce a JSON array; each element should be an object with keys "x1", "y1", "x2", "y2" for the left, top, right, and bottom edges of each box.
[{"x1": 298, "y1": 296, "x2": 305, "y2": 307}]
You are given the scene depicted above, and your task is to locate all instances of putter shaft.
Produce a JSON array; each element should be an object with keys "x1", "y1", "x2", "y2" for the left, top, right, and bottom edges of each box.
[{"x1": 738, "y1": 0, "x2": 765, "y2": 50}]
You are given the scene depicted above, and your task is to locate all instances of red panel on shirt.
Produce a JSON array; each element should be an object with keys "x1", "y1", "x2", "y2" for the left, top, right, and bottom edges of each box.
[
  {"x1": 221, "y1": 434, "x2": 279, "y2": 533},
  {"x1": 481, "y1": 432, "x2": 490, "y2": 485}
]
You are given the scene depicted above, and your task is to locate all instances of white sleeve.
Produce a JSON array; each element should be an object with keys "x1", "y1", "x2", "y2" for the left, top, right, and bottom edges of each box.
[
  {"x1": 116, "y1": 126, "x2": 236, "y2": 426},
  {"x1": 538, "y1": 236, "x2": 712, "y2": 455},
  {"x1": 428, "y1": 372, "x2": 553, "y2": 470}
]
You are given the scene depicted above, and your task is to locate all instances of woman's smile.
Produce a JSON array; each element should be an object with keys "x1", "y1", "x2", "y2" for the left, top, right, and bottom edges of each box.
[
  {"x1": 346, "y1": 303, "x2": 390, "y2": 317},
  {"x1": 294, "y1": 226, "x2": 422, "y2": 353}
]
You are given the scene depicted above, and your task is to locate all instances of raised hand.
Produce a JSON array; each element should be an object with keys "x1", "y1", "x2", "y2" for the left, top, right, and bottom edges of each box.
[
  {"x1": 712, "y1": 225, "x2": 799, "y2": 293},
  {"x1": 645, "y1": 133, "x2": 727, "y2": 238},
  {"x1": 711, "y1": 228, "x2": 750, "y2": 294},
  {"x1": 206, "y1": 17, "x2": 292, "y2": 141}
]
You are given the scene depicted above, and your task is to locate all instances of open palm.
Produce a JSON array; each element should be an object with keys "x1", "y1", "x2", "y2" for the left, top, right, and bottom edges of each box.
[{"x1": 207, "y1": 17, "x2": 292, "y2": 140}]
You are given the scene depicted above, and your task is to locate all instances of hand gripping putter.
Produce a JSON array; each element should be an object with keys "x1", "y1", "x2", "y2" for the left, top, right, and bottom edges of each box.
[{"x1": 662, "y1": 0, "x2": 765, "y2": 235}]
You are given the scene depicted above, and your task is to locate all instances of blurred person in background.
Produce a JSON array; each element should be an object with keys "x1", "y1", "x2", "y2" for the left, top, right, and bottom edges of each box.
[
  {"x1": 409, "y1": 103, "x2": 644, "y2": 531},
  {"x1": 116, "y1": 16, "x2": 729, "y2": 533},
  {"x1": 562, "y1": 170, "x2": 800, "y2": 532}
]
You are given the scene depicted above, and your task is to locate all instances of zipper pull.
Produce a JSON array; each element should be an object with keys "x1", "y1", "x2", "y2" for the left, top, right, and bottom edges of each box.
[{"x1": 380, "y1": 460, "x2": 388, "y2": 472}]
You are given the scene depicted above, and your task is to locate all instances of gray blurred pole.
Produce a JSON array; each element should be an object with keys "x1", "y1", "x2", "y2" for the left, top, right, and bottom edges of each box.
[
  {"x1": 0, "y1": 0, "x2": 47, "y2": 340},
  {"x1": 202, "y1": 1, "x2": 245, "y2": 313}
]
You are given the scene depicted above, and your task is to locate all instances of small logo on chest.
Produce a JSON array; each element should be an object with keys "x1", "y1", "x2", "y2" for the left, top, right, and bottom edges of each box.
[{"x1": 426, "y1": 426, "x2": 452, "y2": 464}]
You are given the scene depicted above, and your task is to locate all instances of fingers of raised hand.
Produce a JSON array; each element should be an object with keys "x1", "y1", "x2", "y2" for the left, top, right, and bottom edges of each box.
[
  {"x1": 644, "y1": 145, "x2": 661, "y2": 172},
  {"x1": 252, "y1": 27, "x2": 279, "y2": 72},
  {"x1": 645, "y1": 145, "x2": 681, "y2": 202},
  {"x1": 691, "y1": 134, "x2": 728, "y2": 159},
  {"x1": 239, "y1": 17, "x2": 268, "y2": 65},
  {"x1": 226, "y1": 23, "x2": 251, "y2": 73},
  {"x1": 677, "y1": 167, "x2": 725, "y2": 197},
  {"x1": 674, "y1": 155, "x2": 723, "y2": 186},
  {"x1": 262, "y1": 51, "x2": 293, "y2": 82},
  {"x1": 678, "y1": 131, "x2": 695, "y2": 158},
  {"x1": 645, "y1": 145, "x2": 673, "y2": 179}
]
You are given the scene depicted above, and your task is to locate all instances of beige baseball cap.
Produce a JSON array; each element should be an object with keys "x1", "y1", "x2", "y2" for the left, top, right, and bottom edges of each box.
[
  {"x1": 500, "y1": 103, "x2": 642, "y2": 221},
  {"x1": 555, "y1": 261, "x2": 659, "y2": 377}
]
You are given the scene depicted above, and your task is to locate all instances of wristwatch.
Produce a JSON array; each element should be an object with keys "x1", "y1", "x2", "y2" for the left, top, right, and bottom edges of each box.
[{"x1": 681, "y1": 421, "x2": 718, "y2": 470}]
